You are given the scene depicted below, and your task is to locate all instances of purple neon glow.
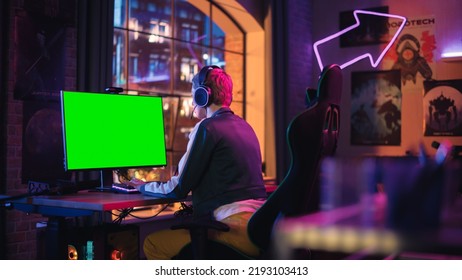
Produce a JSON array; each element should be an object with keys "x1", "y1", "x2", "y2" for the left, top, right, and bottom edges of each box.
[
  {"x1": 313, "y1": 10, "x2": 407, "y2": 71},
  {"x1": 441, "y1": 52, "x2": 462, "y2": 58}
]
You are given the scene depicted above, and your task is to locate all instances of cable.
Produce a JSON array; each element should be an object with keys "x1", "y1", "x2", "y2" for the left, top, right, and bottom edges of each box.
[
  {"x1": 190, "y1": 105, "x2": 198, "y2": 119},
  {"x1": 128, "y1": 203, "x2": 171, "y2": 220},
  {"x1": 112, "y1": 208, "x2": 134, "y2": 224},
  {"x1": 109, "y1": 203, "x2": 172, "y2": 223},
  {"x1": 174, "y1": 202, "x2": 193, "y2": 217}
]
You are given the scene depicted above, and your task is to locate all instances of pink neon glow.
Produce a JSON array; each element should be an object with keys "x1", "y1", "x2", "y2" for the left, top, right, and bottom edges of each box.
[
  {"x1": 441, "y1": 51, "x2": 462, "y2": 58},
  {"x1": 313, "y1": 10, "x2": 407, "y2": 71}
]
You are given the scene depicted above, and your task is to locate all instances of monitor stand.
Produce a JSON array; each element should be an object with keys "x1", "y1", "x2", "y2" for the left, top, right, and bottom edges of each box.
[{"x1": 88, "y1": 170, "x2": 113, "y2": 192}]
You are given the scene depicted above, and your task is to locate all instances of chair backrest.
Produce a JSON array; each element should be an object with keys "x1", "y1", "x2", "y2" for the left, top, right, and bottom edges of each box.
[{"x1": 248, "y1": 64, "x2": 343, "y2": 252}]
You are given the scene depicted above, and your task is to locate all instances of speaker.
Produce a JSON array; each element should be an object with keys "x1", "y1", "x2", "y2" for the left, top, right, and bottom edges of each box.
[{"x1": 193, "y1": 65, "x2": 220, "y2": 107}]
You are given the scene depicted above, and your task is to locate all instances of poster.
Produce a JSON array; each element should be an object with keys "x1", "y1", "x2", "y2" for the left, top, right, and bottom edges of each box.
[
  {"x1": 339, "y1": 6, "x2": 389, "y2": 48},
  {"x1": 351, "y1": 70, "x2": 402, "y2": 145},
  {"x1": 382, "y1": 16, "x2": 437, "y2": 91},
  {"x1": 423, "y1": 80, "x2": 462, "y2": 136}
]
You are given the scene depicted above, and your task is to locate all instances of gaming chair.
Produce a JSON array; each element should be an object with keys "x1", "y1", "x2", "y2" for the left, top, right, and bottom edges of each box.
[{"x1": 172, "y1": 64, "x2": 343, "y2": 259}]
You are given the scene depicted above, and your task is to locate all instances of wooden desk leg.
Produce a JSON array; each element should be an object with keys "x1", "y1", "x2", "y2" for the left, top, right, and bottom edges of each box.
[{"x1": 44, "y1": 217, "x2": 68, "y2": 260}]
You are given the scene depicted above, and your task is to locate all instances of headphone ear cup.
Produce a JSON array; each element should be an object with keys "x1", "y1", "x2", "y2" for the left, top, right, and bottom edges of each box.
[
  {"x1": 194, "y1": 65, "x2": 220, "y2": 108},
  {"x1": 193, "y1": 86, "x2": 211, "y2": 107}
]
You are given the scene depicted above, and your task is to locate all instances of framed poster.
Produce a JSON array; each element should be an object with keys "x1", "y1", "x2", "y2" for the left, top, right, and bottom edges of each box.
[
  {"x1": 423, "y1": 79, "x2": 462, "y2": 136},
  {"x1": 351, "y1": 70, "x2": 402, "y2": 145},
  {"x1": 339, "y1": 6, "x2": 390, "y2": 47}
]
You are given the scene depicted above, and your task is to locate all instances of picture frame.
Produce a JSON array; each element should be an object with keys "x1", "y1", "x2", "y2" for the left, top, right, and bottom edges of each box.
[
  {"x1": 351, "y1": 70, "x2": 402, "y2": 145},
  {"x1": 423, "y1": 79, "x2": 462, "y2": 136}
]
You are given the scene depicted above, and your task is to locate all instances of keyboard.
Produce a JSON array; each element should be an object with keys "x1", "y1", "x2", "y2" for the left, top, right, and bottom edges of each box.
[{"x1": 111, "y1": 183, "x2": 140, "y2": 194}]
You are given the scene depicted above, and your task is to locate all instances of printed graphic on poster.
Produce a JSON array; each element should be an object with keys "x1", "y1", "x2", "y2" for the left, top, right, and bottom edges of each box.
[
  {"x1": 382, "y1": 16, "x2": 436, "y2": 90},
  {"x1": 423, "y1": 80, "x2": 462, "y2": 136},
  {"x1": 339, "y1": 6, "x2": 390, "y2": 47},
  {"x1": 351, "y1": 70, "x2": 402, "y2": 145}
]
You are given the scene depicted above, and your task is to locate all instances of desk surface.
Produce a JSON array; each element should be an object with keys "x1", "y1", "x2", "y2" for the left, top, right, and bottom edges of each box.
[
  {"x1": 13, "y1": 191, "x2": 180, "y2": 212},
  {"x1": 5, "y1": 191, "x2": 185, "y2": 219},
  {"x1": 7, "y1": 184, "x2": 276, "y2": 217},
  {"x1": 8, "y1": 183, "x2": 277, "y2": 211},
  {"x1": 274, "y1": 193, "x2": 462, "y2": 259}
]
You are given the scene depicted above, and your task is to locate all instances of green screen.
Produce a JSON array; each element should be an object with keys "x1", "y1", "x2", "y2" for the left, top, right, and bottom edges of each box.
[{"x1": 60, "y1": 91, "x2": 167, "y2": 171}]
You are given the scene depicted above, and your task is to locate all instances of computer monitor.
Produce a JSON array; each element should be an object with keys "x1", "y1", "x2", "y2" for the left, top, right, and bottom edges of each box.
[{"x1": 60, "y1": 90, "x2": 167, "y2": 172}]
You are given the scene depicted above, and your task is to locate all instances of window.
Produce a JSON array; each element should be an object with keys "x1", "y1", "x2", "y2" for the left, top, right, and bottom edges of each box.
[{"x1": 113, "y1": 0, "x2": 245, "y2": 179}]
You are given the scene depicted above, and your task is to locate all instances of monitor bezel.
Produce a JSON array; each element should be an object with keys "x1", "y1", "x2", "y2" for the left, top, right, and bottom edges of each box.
[{"x1": 60, "y1": 90, "x2": 168, "y2": 171}]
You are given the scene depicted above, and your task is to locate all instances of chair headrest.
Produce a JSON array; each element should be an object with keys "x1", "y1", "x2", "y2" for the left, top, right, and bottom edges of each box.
[{"x1": 317, "y1": 64, "x2": 342, "y2": 105}]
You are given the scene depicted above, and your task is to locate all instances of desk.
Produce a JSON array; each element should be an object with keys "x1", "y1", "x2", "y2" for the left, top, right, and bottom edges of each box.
[
  {"x1": 11, "y1": 191, "x2": 181, "y2": 218},
  {"x1": 7, "y1": 184, "x2": 277, "y2": 259},
  {"x1": 274, "y1": 193, "x2": 462, "y2": 259},
  {"x1": 8, "y1": 191, "x2": 184, "y2": 259},
  {"x1": 10, "y1": 184, "x2": 277, "y2": 218}
]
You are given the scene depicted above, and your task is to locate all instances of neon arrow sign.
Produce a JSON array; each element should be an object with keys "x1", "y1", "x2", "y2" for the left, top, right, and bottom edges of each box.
[{"x1": 313, "y1": 10, "x2": 407, "y2": 71}]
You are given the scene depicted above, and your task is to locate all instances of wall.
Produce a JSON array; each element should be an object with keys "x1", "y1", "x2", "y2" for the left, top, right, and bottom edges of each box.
[
  {"x1": 0, "y1": 0, "x2": 9, "y2": 260},
  {"x1": 4, "y1": 0, "x2": 78, "y2": 259},
  {"x1": 2, "y1": 0, "x2": 270, "y2": 260},
  {"x1": 270, "y1": 0, "x2": 315, "y2": 180},
  {"x1": 312, "y1": 0, "x2": 462, "y2": 157}
]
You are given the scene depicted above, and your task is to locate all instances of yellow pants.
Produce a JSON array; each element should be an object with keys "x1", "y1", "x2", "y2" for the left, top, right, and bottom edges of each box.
[{"x1": 143, "y1": 212, "x2": 259, "y2": 259}]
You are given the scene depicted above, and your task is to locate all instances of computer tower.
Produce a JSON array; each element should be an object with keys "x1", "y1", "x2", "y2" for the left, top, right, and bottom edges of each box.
[{"x1": 66, "y1": 224, "x2": 139, "y2": 260}]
